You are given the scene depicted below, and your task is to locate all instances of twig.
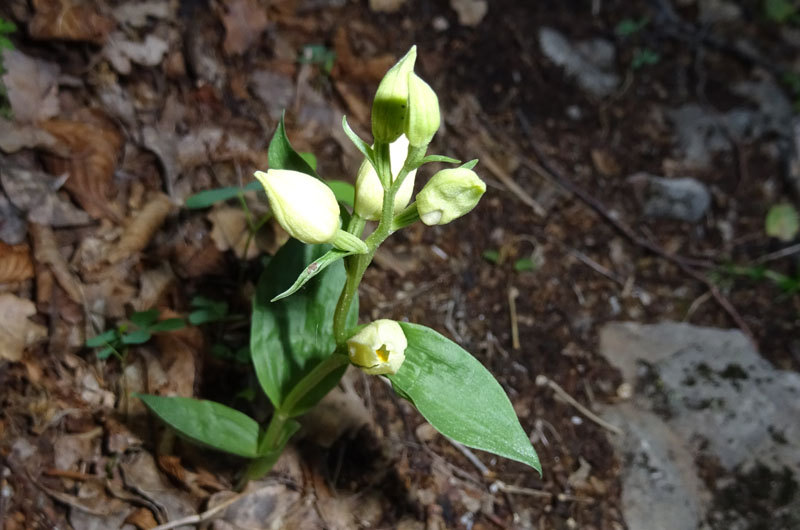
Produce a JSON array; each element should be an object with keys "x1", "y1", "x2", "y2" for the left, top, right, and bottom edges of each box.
[
  {"x1": 446, "y1": 438, "x2": 492, "y2": 477},
  {"x1": 507, "y1": 286, "x2": 521, "y2": 350},
  {"x1": 490, "y1": 480, "x2": 552, "y2": 499},
  {"x1": 753, "y1": 242, "x2": 800, "y2": 265},
  {"x1": 150, "y1": 486, "x2": 266, "y2": 530},
  {"x1": 535, "y1": 375, "x2": 623, "y2": 436}
]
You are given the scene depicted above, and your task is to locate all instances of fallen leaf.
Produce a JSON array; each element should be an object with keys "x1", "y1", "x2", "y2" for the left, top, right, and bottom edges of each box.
[
  {"x1": 0, "y1": 164, "x2": 92, "y2": 227},
  {"x1": 40, "y1": 109, "x2": 124, "y2": 221},
  {"x1": 0, "y1": 242, "x2": 34, "y2": 283},
  {"x1": 30, "y1": 222, "x2": 85, "y2": 304},
  {"x1": 29, "y1": 0, "x2": 115, "y2": 44},
  {"x1": 332, "y1": 26, "x2": 396, "y2": 84},
  {"x1": 0, "y1": 195, "x2": 27, "y2": 245},
  {"x1": 591, "y1": 148, "x2": 621, "y2": 177},
  {"x1": 449, "y1": 0, "x2": 488, "y2": 26},
  {"x1": 108, "y1": 193, "x2": 174, "y2": 263},
  {"x1": 0, "y1": 293, "x2": 47, "y2": 362},
  {"x1": 124, "y1": 508, "x2": 158, "y2": 530},
  {"x1": 112, "y1": 1, "x2": 174, "y2": 28},
  {"x1": 103, "y1": 32, "x2": 169, "y2": 75},
  {"x1": 0, "y1": 119, "x2": 61, "y2": 154},
  {"x1": 368, "y1": 0, "x2": 407, "y2": 12},
  {"x1": 221, "y1": 0, "x2": 269, "y2": 55},
  {"x1": 134, "y1": 265, "x2": 175, "y2": 312},
  {"x1": 151, "y1": 321, "x2": 201, "y2": 397},
  {"x1": 207, "y1": 205, "x2": 260, "y2": 259},
  {"x1": 0, "y1": 49, "x2": 60, "y2": 123}
]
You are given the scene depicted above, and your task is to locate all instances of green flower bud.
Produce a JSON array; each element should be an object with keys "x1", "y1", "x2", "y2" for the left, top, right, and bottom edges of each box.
[
  {"x1": 255, "y1": 169, "x2": 340, "y2": 244},
  {"x1": 354, "y1": 135, "x2": 417, "y2": 221},
  {"x1": 416, "y1": 167, "x2": 486, "y2": 225},
  {"x1": 405, "y1": 72, "x2": 440, "y2": 147},
  {"x1": 372, "y1": 46, "x2": 417, "y2": 144},
  {"x1": 347, "y1": 319, "x2": 407, "y2": 375}
]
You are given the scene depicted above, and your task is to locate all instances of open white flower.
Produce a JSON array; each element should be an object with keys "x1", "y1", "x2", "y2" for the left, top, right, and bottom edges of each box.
[{"x1": 347, "y1": 319, "x2": 407, "y2": 375}]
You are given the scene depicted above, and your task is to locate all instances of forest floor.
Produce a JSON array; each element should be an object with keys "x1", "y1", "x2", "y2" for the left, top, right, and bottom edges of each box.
[{"x1": 1, "y1": 0, "x2": 799, "y2": 529}]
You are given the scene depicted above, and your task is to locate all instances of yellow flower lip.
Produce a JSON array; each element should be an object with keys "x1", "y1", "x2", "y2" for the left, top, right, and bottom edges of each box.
[{"x1": 347, "y1": 320, "x2": 407, "y2": 375}]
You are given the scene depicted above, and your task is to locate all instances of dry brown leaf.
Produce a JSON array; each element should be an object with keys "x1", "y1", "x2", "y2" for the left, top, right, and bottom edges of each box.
[
  {"x1": 41, "y1": 109, "x2": 124, "y2": 221},
  {"x1": 0, "y1": 293, "x2": 47, "y2": 362},
  {"x1": 591, "y1": 148, "x2": 622, "y2": 177},
  {"x1": 0, "y1": 164, "x2": 92, "y2": 227},
  {"x1": 207, "y1": 205, "x2": 259, "y2": 259},
  {"x1": 0, "y1": 242, "x2": 34, "y2": 283},
  {"x1": 124, "y1": 507, "x2": 158, "y2": 530},
  {"x1": 0, "y1": 49, "x2": 60, "y2": 123},
  {"x1": 147, "y1": 320, "x2": 201, "y2": 397},
  {"x1": 0, "y1": 119, "x2": 61, "y2": 154},
  {"x1": 221, "y1": 0, "x2": 269, "y2": 55},
  {"x1": 107, "y1": 194, "x2": 173, "y2": 264},
  {"x1": 332, "y1": 27, "x2": 396, "y2": 84},
  {"x1": 103, "y1": 32, "x2": 169, "y2": 75},
  {"x1": 368, "y1": 0, "x2": 407, "y2": 12},
  {"x1": 29, "y1": 0, "x2": 115, "y2": 44},
  {"x1": 30, "y1": 223, "x2": 84, "y2": 304}
]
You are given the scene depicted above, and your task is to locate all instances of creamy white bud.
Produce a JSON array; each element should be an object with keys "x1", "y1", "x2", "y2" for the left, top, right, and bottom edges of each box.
[
  {"x1": 416, "y1": 167, "x2": 486, "y2": 225},
  {"x1": 354, "y1": 135, "x2": 417, "y2": 221},
  {"x1": 255, "y1": 169, "x2": 340, "y2": 244}
]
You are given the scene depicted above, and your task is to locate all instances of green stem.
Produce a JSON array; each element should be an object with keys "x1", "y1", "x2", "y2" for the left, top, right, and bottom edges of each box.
[{"x1": 280, "y1": 353, "x2": 349, "y2": 416}]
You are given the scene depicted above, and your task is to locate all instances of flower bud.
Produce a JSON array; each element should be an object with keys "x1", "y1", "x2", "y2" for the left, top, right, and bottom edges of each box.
[
  {"x1": 416, "y1": 167, "x2": 486, "y2": 225},
  {"x1": 354, "y1": 135, "x2": 417, "y2": 221},
  {"x1": 372, "y1": 46, "x2": 417, "y2": 144},
  {"x1": 405, "y1": 72, "x2": 440, "y2": 147},
  {"x1": 255, "y1": 169, "x2": 340, "y2": 244},
  {"x1": 347, "y1": 319, "x2": 407, "y2": 375}
]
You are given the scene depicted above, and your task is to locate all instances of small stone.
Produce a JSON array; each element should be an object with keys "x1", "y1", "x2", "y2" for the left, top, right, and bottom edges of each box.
[
  {"x1": 432, "y1": 16, "x2": 449, "y2": 31},
  {"x1": 415, "y1": 422, "x2": 438, "y2": 443},
  {"x1": 628, "y1": 172, "x2": 711, "y2": 223},
  {"x1": 539, "y1": 27, "x2": 619, "y2": 98}
]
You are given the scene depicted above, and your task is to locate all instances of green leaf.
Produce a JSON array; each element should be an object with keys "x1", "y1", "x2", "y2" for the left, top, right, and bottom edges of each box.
[
  {"x1": 136, "y1": 394, "x2": 261, "y2": 458},
  {"x1": 482, "y1": 249, "x2": 500, "y2": 264},
  {"x1": 460, "y1": 159, "x2": 479, "y2": 170},
  {"x1": 96, "y1": 345, "x2": 115, "y2": 359},
  {"x1": 0, "y1": 19, "x2": 16, "y2": 34},
  {"x1": 184, "y1": 181, "x2": 261, "y2": 209},
  {"x1": 149, "y1": 318, "x2": 187, "y2": 332},
  {"x1": 614, "y1": 17, "x2": 648, "y2": 36},
  {"x1": 631, "y1": 48, "x2": 660, "y2": 70},
  {"x1": 765, "y1": 0, "x2": 796, "y2": 23},
  {"x1": 388, "y1": 323, "x2": 541, "y2": 473},
  {"x1": 86, "y1": 329, "x2": 118, "y2": 348},
  {"x1": 420, "y1": 154, "x2": 461, "y2": 165},
  {"x1": 130, "y1": 308, "x2": 159, "y2": 328},
  {"x1": 326, "y1": 180, "x2": 355, "y2": 207},
  {"x1": 765, "y1": 203, "x2": 799, "y2": 242},
  {"x1": 514, "y1": 257, "x2": 536, "y2": 272},
  {"x1": 299, "y1": 152, "x2": 318, "y2": 171},
  {"x1": 189, "y1": 296, "x2": 229, "y2": 325},
  {"x1": 342, "y1": 116, "x2": 375, "y2": 166},
  {"x1": 251, "y1": 240, "x2": 357, "y2": 415},
  {"x1": 121, "y1": 329, "x2": 152, "y2": 345},
  {"x1": 268, "y1": 113, "x2": 319, "y2": 178},
  {"x1": 271, "y1": 248, "x2": 354, "y2": 302}
]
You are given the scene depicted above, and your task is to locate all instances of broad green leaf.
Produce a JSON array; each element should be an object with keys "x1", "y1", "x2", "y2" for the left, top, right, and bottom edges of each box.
[
  {"x1": 184, "y1": 182, "x2": 261, "y2": 209},
  {"x1": 121, "y1": 329, "x2": 152, "y2": 345},
  {"x1": 86, "y1": 329, "x2": 118, "y2": 348},
  {"x1": 342, "y1": 116, "x2": 375, "y2": 166},
  {"x1": 251, "y1": 240, "x2": 357, "y2": 415},
  {"x1": 130, "y1": 308, "x2": 159, "y2": 327},
  {"x1": 388, "y1": 323, "x2": 541, "y2": 473},
  {"x1": 136, "y1": 394, "x2": 261, "y2": 458},
  {"x1": 765, "y1": 203, "x2": 799, "y2": 242},
  {"x1": 271, "y1": 248, "x2": 354, "y2": 302},
  {"x1": 299, "y1": 152, "x2": 318, "y2": 170},
  {"x1": 268, "y1": 113, "x2": 319, "y2": 178},
  {"x1": 326, "y1": 180, "x2": 355, "y2": 207},
  {"x1": 149, "y1": 318, "x2": 187, "y2": 332},
  {"x1": 420, "y1": 154, "x2": 461, "y2": 166}
]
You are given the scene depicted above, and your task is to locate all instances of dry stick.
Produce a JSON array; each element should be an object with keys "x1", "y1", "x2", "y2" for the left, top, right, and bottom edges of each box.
[
  {"x1": 536, "y1": 375, "x2": 623, "y2": 436},
  {"x1": 754, "y1": 242, "x2": 800, "y2": 265},
  {"x1": 516, "y1": 123, "x2": 756, "y2": 347},
  {"x1": 446, "y1": 438, "x2": 491, "y2": 477},
  {"x1": 149, "y1": 487, "x2": 262, "y2": 530},
  {"x1": 507, "y1": 286, "x2": 521, "y2": 350}
]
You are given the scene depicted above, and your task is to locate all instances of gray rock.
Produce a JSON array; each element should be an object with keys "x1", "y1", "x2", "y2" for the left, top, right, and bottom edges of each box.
[
  {"x1": 667, "y1": 104, "x2": 735, "y2": 166},
  {"x1": 538, "y1": 27, "x2": 619, "y2": 98},
  {"x1": 628, "y1": 172, "x2": 711, "y2": 223},
  {"x1": 599, "y1": 321, "x2": 800, "y2": 530},
  {"x1": 699, "y1": 0, "x2": 741, "y2": 23}
]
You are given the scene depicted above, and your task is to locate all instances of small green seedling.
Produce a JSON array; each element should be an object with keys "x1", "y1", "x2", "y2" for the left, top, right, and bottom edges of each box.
[
  {"x1": 631, "y1": 47, "x2": 661, "y2": 70},
  {"x1": 482, "y1": 249, "x2": 500, "y2": 264},
  {"x1": 514, "y1": 257, "x2": 537, "y2": 272},
  {"x1": 0, "y1": 18, "x2": 16, "y2": 119},
  {"x1": 86, "y1": 309, "x2": 185, "y2": 360},
  {"x1": 297, "y1": 44, "x2": 336, "y2": 76},
  {"x1": 614, "y1": 17, "x2": 650, "y2": 37}
]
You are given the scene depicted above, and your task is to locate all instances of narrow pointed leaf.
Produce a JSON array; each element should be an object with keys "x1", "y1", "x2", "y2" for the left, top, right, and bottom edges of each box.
[
  {"x1": 268, "y1": 113, "x2": 319, "y2": 178},
  {"x1": 342, "y1": 116, "x2": 375, "y2": 165},
  {"x1": 271, "y1": 248, "x2": 354, "y2": 302},
  {"x1": 420, "y1": 154, "x2": 461, "y2": 165},
  {"x1": 388, "y1": 323, "x2": 541, "y2": 473},
  {"x1": 136, "y1": 394, "x2": 261, "y2": 458}
]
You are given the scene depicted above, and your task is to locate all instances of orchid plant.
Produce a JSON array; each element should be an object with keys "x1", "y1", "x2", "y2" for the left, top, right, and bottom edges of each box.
[{"x1": 135, "y1": 46, "x2": 541, "y2": 485}]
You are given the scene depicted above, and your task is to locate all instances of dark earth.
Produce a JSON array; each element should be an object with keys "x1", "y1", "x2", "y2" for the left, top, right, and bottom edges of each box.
[{"x1": 1, "y1": 0, "x2": 799, "y2": 529}]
